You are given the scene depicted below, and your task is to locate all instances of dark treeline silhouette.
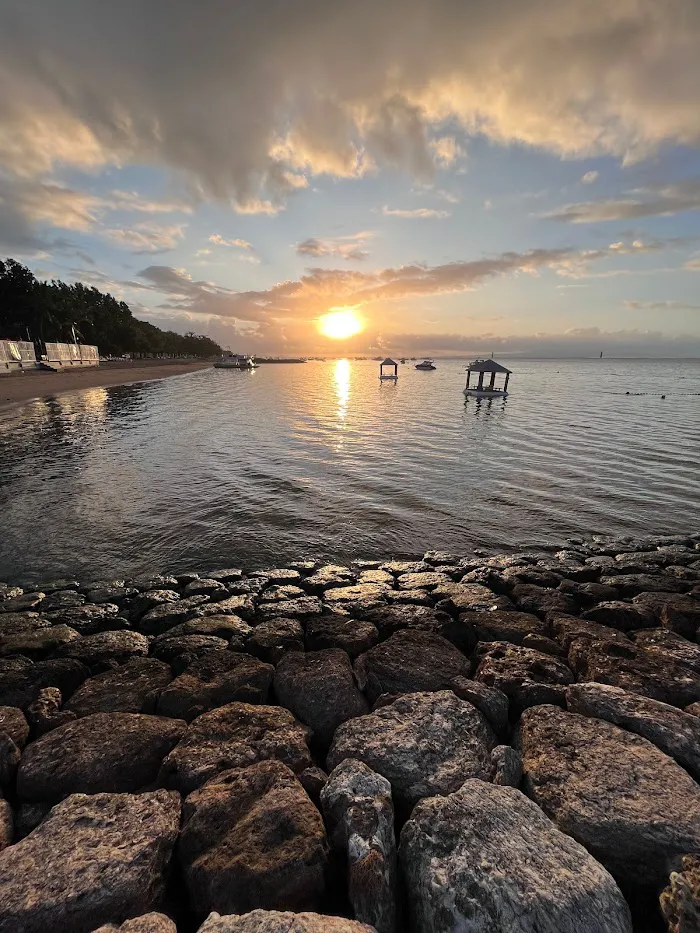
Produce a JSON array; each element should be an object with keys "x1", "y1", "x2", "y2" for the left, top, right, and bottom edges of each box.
[{"x1": 0, "y1": 258, "x2": 222, "y2": 358}]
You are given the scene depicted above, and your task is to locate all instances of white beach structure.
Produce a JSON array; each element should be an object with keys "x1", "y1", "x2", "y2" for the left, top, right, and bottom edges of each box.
[{"x1": 464, "y1": 359, "x2": 511, "y2": 397}]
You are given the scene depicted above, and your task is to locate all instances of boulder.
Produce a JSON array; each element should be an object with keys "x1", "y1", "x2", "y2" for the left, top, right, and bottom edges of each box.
[
  {"x1": 582, "y1": 601, "x2": 655, "y2": 631},
  {"x1": 55, "y1": 630, "x2": 149, "y2": 670},
  {"x1": 207, "y1": 568, "x2": 245, "y2": 582},
  {"x1": 151, "y1": 615, "x2": 253, "y2": 643},
  {"x1": 549, "y1": 613, "x2": 629, "y2": 650},
  {"x1": 0, "y1": 658, "x2": 87, "y2": 709},
  {"x1": 632, "y1": 592, "x2": 700, "y2": 639},
  {"x1": 302, "y1": 565, "x2": 356, "y2": 593},
  {"x1": 361, "y1": 604, "x2": 449, "y2": 639},
  {"x1": 490, "y1": 745, "x2": 522, "y2": 786},
  {"x1": 0, "y1": 592, "x2": 45, "y2": 613},
  {"x1": 159, "y1": 702, "x2": 312, "y2": 794},
  {"x1": 256, "y1": 597, "x2": 322, "y2": 621},
  {"x1": 558, "y1": 580, "x2": 620, "y2": 605},
  {"x1": 568, "y1": 638, "x2": 700, "y2": 708},
  {"x1": 399, "y1": 779, "x2": 632, "y2": 933},
  {"x1": 510, "y1": 585, "x2": 578, "y2": 617},
  {"x1": 519, "y1": 705, "x2": 700, "y2": 885},
  {"x1": 275, "y1": 650, "x2": 368, "y2": 747},
  {"x1": 17, "y1": 712, "x2": 186, "y2": 801},
  {"x1": 449, "y1": 677, "x2": 510, "y2": 733},
  {"x1": 0, "y1": 624, "x2": 81, "y2": 659},
  {"x1": 298, "y1": 766, "x2": 328, "y2": 805},
  {"x1": 660, "y1": 855, "x2": 700, "y2": 933},
  {"x1": 259, "y1": 585, "x2": 307, "y2": 602},
  {"x1": 140, "y1": 596, "x2": 210, "y2": 634},
  {"x1": 397, "y1": 571, "x2": 453, "y2": 590},
  {"x1": 322, "y1": 585, "x2": 389, "y2": 608},
  {"x1": 474, "y1": 642, "x2": 574, "y2": 713},
  {"x1": 39, "y1": 589, "x2": 86, "y2": 611},
  {"x1": 151, "y1": 635, "x2": 230, "y2": 672},
  {"x1": 129, "y1": 589, "x2": 180, "y2": 621},
  {"x1": 196, "y1": 913, "x2": 374, "y2": 932},
  {"x1": 184, "y1": 579, "x2": 228, "y2": 598},
  {"x1": 0, "y1": 800, "x2": 12, "y2": 850},
  {"x1": 65, "y1": 658, "x2": 173, "y2": 716},
  {"x1": 179, "y1": 760, "x2": 329, "y2": 918},
  {"x1": 0, "y1": 612, "x2": 48, "y2": 635},
  {"x1": 91, "y1": 914, "x2": 177, "y2": 933},
  {"x1": 128, "y1": 575, "x2": 179, "y2": 591},
  {"x1": 245, "y1": 618, "x2": 305, "y2": 663},
  {"x1": 432, "y1": 582, "x2": 513, "y2": 613},
  {"x1": 381, "y1": 560, "x2": 431, "y2": 574},
  {"x1": 327, "y1": 691, "x2": 496, "y2": 808},
  {"x1": 566, "y1": 682, "x2": 700, "y2": 780},
  {"x1": 26, "y1": 687, "x2": 76, "y2": 735},
  {"x1": 0, "y1": 705, "x2": 29, "y2": 747},
  {"x1": 631, "y1": 628, "x2": 700, "y2": 673},
  {"x1": 460, "y1": 610, "x2": 547, "y2": 645},
  {"x1": 251, "y1": 569, "x2": 303, "y2": 586},
  {"x1": 521, "y1": 633, "x2": 566, "y2": 657},
  {"x1": 599, "y1": 574, "x2": 688, "y2": 597},
  {"x1": 44, "y1": 604, "x2": 123, "y2": 635},
  {"x1": 0, "y1": 733, "x2": 20, "y2": 788},
  {"x1": 156, "y1": 651, "x2": 273, "y2": 721},
  {"x1": 85, "y1": 585, "x2": 138, "y2": 605},
  {"x1": 305, "y1": 613, "x2": 379, "y2": 658},
  {"x1": 353, "y1": 630, "x2": 469, "y2": 704},
  {"x1": 358, "y1": 569, "x2": 394, "y2": 587},
  {"x1": 321, "y1": 759, "x2": 396, "y2": 933},
  {"x1": 0, "y1": 790, "x2": 180, "y2": 933}
]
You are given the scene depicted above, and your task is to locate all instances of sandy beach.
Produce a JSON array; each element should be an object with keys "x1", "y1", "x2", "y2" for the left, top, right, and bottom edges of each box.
[{"x1": 0, "y1": 359, "x2": 211, "y2": 414}]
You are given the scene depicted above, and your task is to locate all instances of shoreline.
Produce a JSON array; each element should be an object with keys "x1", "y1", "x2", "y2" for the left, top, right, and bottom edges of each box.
[
  {"x1": 0, "y1": 359, "x2": 211, "y2": 415},
  {"x1": 0, "y1": 531, "x2": 699, "y2": 931}
]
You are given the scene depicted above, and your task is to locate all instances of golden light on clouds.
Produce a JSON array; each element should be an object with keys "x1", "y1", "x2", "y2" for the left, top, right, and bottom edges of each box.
[{"x1": 318, "y1": 308, "x2": 364, "y2": 340}]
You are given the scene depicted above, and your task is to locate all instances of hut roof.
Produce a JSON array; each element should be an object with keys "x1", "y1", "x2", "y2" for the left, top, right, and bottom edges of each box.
[
  {"x1": 466, "y1": 358, "x2": 511, "y2": 374},
  {"x1": 381, "y1": 357, "x2": 397, "y2": 365}
]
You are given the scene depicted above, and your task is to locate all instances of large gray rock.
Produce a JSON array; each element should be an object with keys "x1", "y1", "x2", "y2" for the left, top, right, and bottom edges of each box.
[
  {"x1": 44, "y1": 603, "x2": 123, "y2": 635},
  {"x1": 0, "y1": 705, "x2": 29, "y2": 747},
  {"x1": 353, "y1": 630, "x2": 469, "y2": 704},
  {"x1": 55, "y1": 630, "x2": 149, "y2": 670},
  {"x1": 361, "y1": 605, "x2": 449, "y2": 639},
  {"x1": 156, "y1": 651, "x2": 273, "y2": 721},
  {"x1": 245, "y1": 618, "x2": 305, "y2": 663},
  {"x1": 17, "y1": 712, "x2": 186, "y2": 801},
  {"x1": 549, "y1": 613, "x2": 629, "y2": 650},
  {"x1": 150, "y1": 634, "x2": 229, "y2": 672},
  {"x1": 196, "y1": 913, "x2": 375, "y2": 932},
  {"x1": 519, "y1": 705, "x2": 700, "y2": 885},
  {"x1": 65, "y1": 658, "x2": 174, "y2": 716},
  {"x1": 399, "y1": 779, "x2": 632, "y2": 933},
  {"x1": 660, "y1": 855, "x2": 700, "y2": 933},
  {"x1": 327, "y1": 691, "x2": 497, "y2": 807},
  {"x1": 566, "y1": 682, "x2": 700, "y2": 780},
  {"x1": 474, "y1": 642, "x2": 574, "y2": 712},
  {"x1": 0, "y1": 790, "x2": 180, "y2": 933},
  {"x1": 179, "y1": 760, "x2": 329, "y2": 918},
  {"x1": 139, "y1": 596, "x2": 210, "y2": 634},
  {"x1": 305, "y1": 613, "x2": 379, "y2": 658},
  {"x1": 432, "y1": 582, "x2": 513, "y2": 613},
  {"x1": 449, "y1": 677, "x2": 510, "y2": 733},
  {"x1": 128, "y1": 589, "x2": 180, "y2": 621},
  {"x1": 632, "y1": 592, "x2": 700, "y2": 638},
  {"x1": 196, "y1": 594, "x2": 256, "y2": 620},
  {"x1": 274, "y1": 650, "x2": 368, "y2": 746},
  {"x1": 159, "y1": 702, "x2": 312, "y2": 794},
  {"x1": 321, "y1": 759, "x2": 397, "y2": 933},
  {"x1": 582, "y1": 601, "x2": 655, "y2": 631},
  {"x1": 631, "y1": 628, "x2": 700, "y2": 674},
  {"x1": 257, "y1": 596, "x2": 323, "y2": 621},
  {"x1": 92, "y1": 914, "x2": 177, "y2": 933},
  {"x1": 151, "y1": 614, "x2": 252, "y2": 643},
  {"x1": 0, "y1": 624, "x2": 81, "y2": 659}
]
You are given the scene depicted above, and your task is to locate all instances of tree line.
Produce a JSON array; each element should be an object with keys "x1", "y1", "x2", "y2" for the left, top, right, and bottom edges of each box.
[{"x1": 0, "y1": 258, "x2": 222, "y2": 358}]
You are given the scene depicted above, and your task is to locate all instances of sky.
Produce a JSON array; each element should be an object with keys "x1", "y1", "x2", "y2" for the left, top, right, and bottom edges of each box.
[{"x1": 1, "y1": 0, "x2": 700, "y2": 357}]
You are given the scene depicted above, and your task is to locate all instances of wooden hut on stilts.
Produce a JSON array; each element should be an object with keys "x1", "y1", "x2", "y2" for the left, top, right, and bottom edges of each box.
[
  {"x1": 464, "y1": 359, "x2": 511, "y2": 397},
  {"x1": 379, "y1": 358, "x2": 399, "y2": 381}
]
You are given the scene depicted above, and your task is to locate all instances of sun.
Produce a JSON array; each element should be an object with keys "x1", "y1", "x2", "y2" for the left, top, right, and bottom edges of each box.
[{"x1": 318, "y1": 308, "x2": 364, "y2": 340}]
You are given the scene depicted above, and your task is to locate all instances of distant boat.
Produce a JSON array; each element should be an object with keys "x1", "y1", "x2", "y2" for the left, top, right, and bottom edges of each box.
[
  {"x1": 600, "y1": 351, "x2": 603, "y2": 359},
  {"x1": 415, "y1": 359, "x2": 436, "y2": 370},
  {"x1": 464, "y1": 358, "x2": 511, "y2": 398},
  {"x1": 214, "y1": 353, "x2": 257, "y2": 370},
  {"x1": 400, "y1": 358, "x2": 407, "y2": 364}
]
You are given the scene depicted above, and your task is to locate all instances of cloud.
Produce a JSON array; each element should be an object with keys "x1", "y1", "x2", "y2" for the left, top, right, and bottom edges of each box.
[
  {"x1": 382, "y1": 206, "x2": 451, "y2": 219},
  {"x1": 107, "y1": 190, "x2": 194, "y2": 214},
  {"x1": 105, "y1": 223, "x2": 186, "y2": 253},
  {"x1": 685, "y1": 256, "x2": 700, "y2": 270},
  {"x1": 546, "y1": 178, "x2": 700, "y2": 223},
  {"x1": 209, "y1": 234, "x2": 254, "y2": 250},
  {"x1": 2, "y1": 0, "x2": 700, "y2": 209},
  {"x1": 623, "y1": 299, "x2": 700, "y2": 311},
  {"x1": 296, "y1": 232, "x2": 373, "y2": 261},
  {"x1": 430, "y1": 136, "x2": 464, "y2": 167},
  {"x1": 581, "y1": 171, "x2": 599, "y2": 184}
]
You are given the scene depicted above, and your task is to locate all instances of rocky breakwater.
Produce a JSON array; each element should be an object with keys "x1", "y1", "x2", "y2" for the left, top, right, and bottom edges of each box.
[{"x1": 0, "y1": 533, "x2": 699, "y2": 932}]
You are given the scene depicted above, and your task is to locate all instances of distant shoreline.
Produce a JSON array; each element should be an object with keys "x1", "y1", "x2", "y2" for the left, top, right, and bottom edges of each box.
[{"x1": 0, "y1": 359, "x2": 211, "y2": 415}]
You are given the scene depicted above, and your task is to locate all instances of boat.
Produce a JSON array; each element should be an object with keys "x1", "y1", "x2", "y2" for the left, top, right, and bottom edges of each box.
[
  {"x1": 463, "y1": 358, "x2": 511, "y2": 397},
  {"x1": 214, "y1": 353, "x2": 257, "y2": 370},
  {"x1": 400, "y1": 358, "x2": 407, "y2": 364},
  {"x1": 415, "y1": 359, "x2": 436, "y2": 370}
]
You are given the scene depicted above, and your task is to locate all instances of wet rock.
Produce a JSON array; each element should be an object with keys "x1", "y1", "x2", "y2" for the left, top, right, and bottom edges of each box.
[
  {"x1": 156, "y1": 651, "x2": 273, "y2": 721},
  {"x1": 432, "y1": 582, "x2": 513, "y2": 613},
  {"x1": 0, "y1": 706, "x2": 29, "y2": 747},
  {"x1": 632, "y1": 592, "x2": 700, "y2": 639},
  {"x1": 519, "y1": 705, "x2": 700, "y2": 885},
  {"x1": 397, "y1": 571, "x2": 453, "y2": 590},
  {"x1": 0, "y1": 611, "x2": 47, "y2": 635},
  {"x1": 423, "y1": 550, "x2": 457, "y2": 565},
  {"x1": 56, "y1": 630, "x2": 149, "y2": 670},
  {"x1": 302, "y1": 565, "x2": 355, "y2": 593},
  {"x1": 500, "y1": 566, "x2": 563, "y2": 589},
  {"x1": 151, "y1": 634, "x2": 229, "y2": 673},
  {"x1": 140, "y1": 596, "x2": 210, "y2": 634},
  {"x1": 490, "y1": 744, "x2": 522, "y2": 786},
  {"x1": 0, "y1": 658, "x2": 87, "y2": 709},
  {"x1": 357, "y1": 569, "x2": 394, "y2": 587},
  {"x1": 298, "y1": 766, "x2": 328, "y2": 805},
  {"x1": 660, "y1": 855, "x2": 700, "y2": 933},
  {"x1": 251, "y1": 569, "x2": 304, "y2": 586},
  {"x1": 510, "y1": 584, "x2": 578, "y2": 617},
  {"x1": 259, "y1": 585, "x2": 307, "y2": 602},
  {"x1": 17, "y1": 712, "x2": 186, "y2": 801},
  {"x1": 152, "y1": 614, "x2": 253, "y2": 643},
  {"x1": 245, "y1": 618, "x2": 305, "y2": 663},
  {"x1": 159, "y1": 701, "x2": 312, "y2": 794},
  {"x1": 353, "y1": 630, "x2": 469, "y2": 704},
  {"x1": 0, "y1": 800, "x2": 12, "y2": 850},
  {"x1": 207, "y1": 568, "x2": 245, "y2": 582},
  {"x1": 39, "y1": 589, "x2": 86, "y2": 611},
  {"x1": 87, "y1": 585, "x2": 138, "y2": 605},
  {"x1": 179, "y1": 760, "x2": 329, "y2": 918},
  {"x1": 631, "y1": 628, "x2": 700, "y2": 674},
  {"x1": 362, "y1": 604, "x2": 450, "y2": 639},
  {"x1": 129, "y1": 590, "x2": 181, "y2": 621},
  {"x1": 196, "y1": 912, "x2": 374, "y2": 932},
  {"x1": 0, "y1": 789, "x2": 180, "y2": 933},
  {"x1": 600, "y1": 574, "x2": 689, "y2": 597},
  {"x1": 449, "y1": 676, "x2": 510, "y2": 733},
  {"x1": 383, "y1": 588, "x2": 433, "y2": 607},
  {"x1": 0, "y1": 592, "x2": 45, "y2": 613},
  {"x1": 257, "y1": 596, "x2": 322, "y2": 621},
  {"x1": 582, "y1": 600, "x2": 656, "y2": 631},
  {"x1": 274, "y1": 650, "x2": 369, "y2": 746},
  {"x1": 0, "y1": 733, "x2": 20, "y2": 788},
  {"x1": 474, "y1": 642, "x2": 574, "y2": 713},
  {"x1": 66, "y1": 658, "x2": 173, "y2": 716},
  {"x1": 461, "y1": 609, "x2": 547, "y2": 645},
  {"x1": 568, "y1": 638, "x2": 700, "y2": 707},
  {"x1": 128, "y1": 575, "x2": 179, "y2": 591},
  {"x1": 184, "y1": 578, "x2": 228, "y2": 598},
  {"x1": 321, "y1": 759, "x2": 397, "y2": 933},
  {"x1": 91, "y1": 914, "x2": 177, "y2": 933},
  {"x1": 557, "y1": 579, "x2": 620, "y2": 605},
  {"x1": 26, "y1": 687, "x2": 76, "y2": 736},
  {"x1": 305, "y1": 613, "x2": 378, "y2": 658},
  {"x1": 549, "y1": 612, "x2": 630, "y2": 650},
  {"x1": 323, "y1": 584, "x2": 389, "y2": 608},
  {"x1": 327, "y1": 691, "x2": 496, "y2": 807},
  {"x1": 399, "y1": 779, "x2": 632, "y2": 933},
  {"x1": 380, "y1": 560, "x2": 431, "y2": 575},
  {"x1": 566, "y1": 682, "x2": 700, "y2": 780},
  {"x1": 44, "y1": 603, "x2": 124, "y2": 635},
  {"x1": 0, "y1": 624, "x2": 80, "y2": 659}
]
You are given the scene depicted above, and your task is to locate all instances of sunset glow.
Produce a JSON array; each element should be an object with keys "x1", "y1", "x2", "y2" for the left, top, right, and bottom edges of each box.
[{"x1": 318, "y1": 309, "x2": 364, "y2": 340}]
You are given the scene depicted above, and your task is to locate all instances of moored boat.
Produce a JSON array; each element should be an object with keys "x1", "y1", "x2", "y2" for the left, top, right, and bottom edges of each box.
[
  {"x1": 213, "y1": 353, "x2": 257, "y2": 370},
  {"x1": 415, "y1": 359, "x2": 436, "y2": 370}
]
